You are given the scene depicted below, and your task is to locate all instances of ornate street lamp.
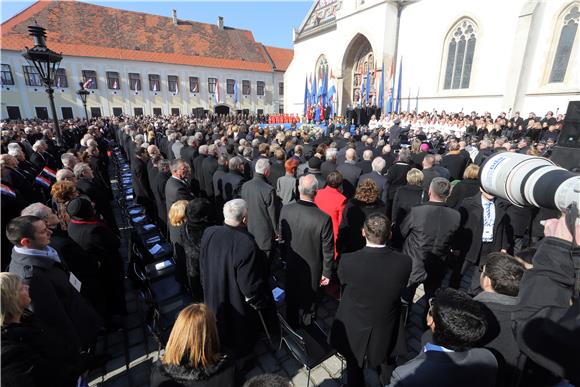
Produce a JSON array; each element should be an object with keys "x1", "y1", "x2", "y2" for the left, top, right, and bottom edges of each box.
[
  {"x1": 21, "y1": 24, "x2": 63, "y2": 146},
  {"x1": 76, "y1": 81, "x2": 89, "y2": 121}
]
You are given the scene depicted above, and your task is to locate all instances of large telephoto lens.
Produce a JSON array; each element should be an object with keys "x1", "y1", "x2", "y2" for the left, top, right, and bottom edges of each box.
[{"x1": 480, "y1": 152, "x2": 580, "y2": 212}]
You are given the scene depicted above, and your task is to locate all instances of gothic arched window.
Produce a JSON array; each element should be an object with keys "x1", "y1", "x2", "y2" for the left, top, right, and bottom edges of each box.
[
  {"x1": 443, "y1": 19, "x2": 477, "y2": 90},
  {"x1": 549, "y1": 4, "x2": 579, "y2": 83}
]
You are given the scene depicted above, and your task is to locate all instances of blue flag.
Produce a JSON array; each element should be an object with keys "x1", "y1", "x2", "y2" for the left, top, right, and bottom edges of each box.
[
  {"x1": 395, "y1": 57, "x2": 403, "y2": 113},
  {"x1": 310, "y1": 75, "x2": 317, "y2": 107},
  {"x1": 379, "y1": 62, "x2": 385, "y2": 112},
  {"x1": 303, "y1": 76, "x2": 309, "y2": 115}
]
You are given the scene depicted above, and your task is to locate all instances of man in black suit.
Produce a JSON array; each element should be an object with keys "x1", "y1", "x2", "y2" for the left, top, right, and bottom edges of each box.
[
  {"x1": 201, "y1": 144, "x2": 218, "y2": 200},
  {"x1": 165, "y1": 159, "x2": 194, "y2": 216},
  {"x1": 193, "y1": 144, "x2": 208, "y2": 197},
  {"x1": 441, "y1": 142, "x2": 469, "y2": 181},
  {"x1": 153, "y1": 159, "x2": 171, "y2": 230},
  {"x1": 356, "y1": 149, "x2": 373, "y2": 175},
  {"x1": 222, "y1": 156, "x2": 246, "y2": 202},
  {"x1": 74, "y1": 162, "x2": 117, "y2": 232},
  {"x1": 401, "y1": 178, "x2": 461, "y2": 302},
  {"x1": 336, "y1": 148, "x2": 362, "y2": 199},
  {"x1": 457, "y1": 189, "x2": 513, "y2": 295},
  {"x1": 241, "y1": 158, "x2": 278, "y2": 262},
  {"x1": 330, "y1": 213, "x2": 411, "y2": 386},
  {"x1": 321, "y1": 147, "x2": 338, "y2": 180},
  {"x1": 389, "y1": 288, "x2": 497, "y2": 386},
  {"x1": 279, "y1": 174, "x2": 334, "y2": 327},
  {"x1": 131, "y1": 147, "x2": 155, "y2": 214}
]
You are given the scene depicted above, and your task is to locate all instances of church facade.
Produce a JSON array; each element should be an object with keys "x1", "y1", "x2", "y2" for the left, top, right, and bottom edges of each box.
[{"x1": 284, "y1": 0, "x2": 580, "y2": 117}]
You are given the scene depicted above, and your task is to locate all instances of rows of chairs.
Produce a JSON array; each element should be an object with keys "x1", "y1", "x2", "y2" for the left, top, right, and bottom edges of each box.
[{"x1": 111, "y1": 147, "x2": 190, "y2": 351}]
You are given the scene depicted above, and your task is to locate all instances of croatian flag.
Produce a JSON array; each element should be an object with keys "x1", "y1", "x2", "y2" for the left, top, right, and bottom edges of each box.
[
  {"x1": 0, "y1": 184, "x2": 16, "y2": 198},
  {"x1": 386, "y1": 59, "x2": 395, "y2": 113},
  {"x1": 134, "y1": 80, "x2": 139, "y2": 90},
  {"x1": 83, "y1": 78, "x2": 93, "y2": 89},
  {"x1": 234, "y1": 80, "x2": 239, "y2": 104},
  {"x1": 41, "y1": 166, "x2": 57, "y2": 180},
  {"x1": 215, "y1": 79, "x2": 221, "y2": 103},
  {"x1": 153, "y1": 82, "x2": 158, "y2": 92},
  {"x1": 35, "y1": 175, "x2": 52, "y2": 188},
  {"x1": 113, "y1": 80, "x2": 118, "y2": 89}
]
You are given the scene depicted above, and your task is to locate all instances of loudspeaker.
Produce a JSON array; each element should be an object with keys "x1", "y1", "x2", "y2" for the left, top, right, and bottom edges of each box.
[{"x1": 557, "y1": 101, "x2": 580, "y2": 148}]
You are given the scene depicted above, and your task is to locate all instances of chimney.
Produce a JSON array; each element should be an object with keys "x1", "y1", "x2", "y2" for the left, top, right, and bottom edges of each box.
[
  {"x1": 217, "y1": 16, "x2": 224, "y2": 30},
  {"x1": 172, "y1": 9, "x2": 177, "y2": 26}
]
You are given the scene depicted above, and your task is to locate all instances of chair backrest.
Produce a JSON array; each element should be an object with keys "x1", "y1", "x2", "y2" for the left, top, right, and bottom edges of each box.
[{"x1": 277, "y1": 312, "x2": 307, "y2": 354}]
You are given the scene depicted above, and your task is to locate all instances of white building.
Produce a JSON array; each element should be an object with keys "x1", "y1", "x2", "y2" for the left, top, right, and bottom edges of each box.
[
  {"x1": 285, "y1": 0, "x2": 580, "y2": 116},
  {"x1": 0, "y1": 1, "x2": 292, "y2": 119}
]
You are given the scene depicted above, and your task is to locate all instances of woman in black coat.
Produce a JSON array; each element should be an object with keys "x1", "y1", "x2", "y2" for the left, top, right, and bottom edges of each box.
[
  {"x1": 150, "y1": 304, "x2": 235, "y2": 387},
  {"x1": 338, "y1": 179, "x2": 387, "y2": 254},
  {"x1": 1, "y1": 272, "x2": 79, "y2": 387},
  {"x1": 391, "y1": 168, "x2": 426, "y2": 248},
  {"x1": 385, "y1": 149, "x2": 413, "y2": 218},
  {"x1": 181, "y1": 198, "x2": 214, "y2": 302},
  {"x1": 446, "y1": 164, "x2": 481, "y2": 209},
  {"x1": 66, "y1": 197, "x2": 127, "y2": 320}
]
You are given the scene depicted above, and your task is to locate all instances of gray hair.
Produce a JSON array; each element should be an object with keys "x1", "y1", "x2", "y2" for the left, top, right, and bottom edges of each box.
[
  {"x1": 21, "y1": 203, "x2": 51, "y2": 219},
  {"x1": 223, "y1": 199, "x2": 247, "y2": 226},
  {"x1": 243, "y1": 147, "x2": 253, "y2": 158},
  {"x1": 298, "y1": 174, "x2": 318, "y2": 198},
  {"x1": 61, "y1": 153, "x2": 77, "y2": 168},
  {"x1": 198, "y1": 144, "x2": 208, "y2": 156},
  {"x1": 430, "y1": 177, "x2": 451, "y2": 198},
  {"x1": 170, "y1": 159, "x2": 187, "y2": 173},
  {"x1": 229, "y1": 156, "x2": 244, "y2": 171},
  {"x1": 325, "y1": 148, "x2": 337, "y2": 160},
  {"x1": 371, "y1": 157, "x2": 386, "y2": 172},
  {"x1": 32, "y1": 140, "x2": 46, "y2": 151},
  {"x1": 56, "y1": 169, "x2": 74, "y2": 182},
  {"x1": 7, "y1": 143, "x2": 21, "y2": 153},
  {"x1": 158, "y1": 159, "x2": 171, "y2": 172},
  {"x1": 73, "y1": 162, "x2": 91, "y2": 178},
  {"x1": 255, "y1": 158, "x2": 270, "y2": 175},
  {"x1": 363, "y1": 149, "x2": 373, "y2": 160}
]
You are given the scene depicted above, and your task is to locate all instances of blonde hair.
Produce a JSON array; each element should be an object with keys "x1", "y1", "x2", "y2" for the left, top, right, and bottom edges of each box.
[
  {"x1": 463, "y1": 163, "x2": 480, "y2": 180},
  {"x1": 0, "y1": 273, "x2": 24, "y2": 326},
  {"x1": 406, "y1": 168, "x2": 424, "y2": 186},
  {"x1": 162, "y1": 304, "x2": 220, "y2": 368},
  {"x1": 168, "y1": 200, "x2": 189, "y2": 227}
]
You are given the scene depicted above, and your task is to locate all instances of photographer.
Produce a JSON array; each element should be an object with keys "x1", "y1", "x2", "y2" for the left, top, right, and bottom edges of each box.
[{"x1": 513, "y1": 214, "x2": 580, "y2": 386}]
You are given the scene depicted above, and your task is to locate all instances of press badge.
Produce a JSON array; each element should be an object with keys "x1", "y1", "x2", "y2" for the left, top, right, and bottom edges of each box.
[
  {"x1": 69, "y1": 272, "x2": 82, "y2": 292},
  {"x1": 482, "y1": 224, "x2": 493, "y2": 242}
]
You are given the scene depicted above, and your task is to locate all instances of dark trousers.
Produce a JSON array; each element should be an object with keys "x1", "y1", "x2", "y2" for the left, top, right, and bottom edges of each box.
[
  {"x1": 462, "y1": 242, "x2": 494, "y2": 296},
  {"x1": 344, "y1": 354, "x2": 395, "y2": 387}
]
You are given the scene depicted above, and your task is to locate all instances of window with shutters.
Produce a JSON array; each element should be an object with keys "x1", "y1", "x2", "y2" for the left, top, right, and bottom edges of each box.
[
  {"x1": 107, "y1": 71, "x2": 120, "y2": 90},
  {"x1": 149, "y1": 74, "x2": 161, "y2": 91},
  {"x1": 189, "y1": 77, "x2": 199, "y2": 92},
  {"x1": 226, "y1": 79, "x2": 235, "y2": 94},
  {"x1": 549, "y1": 4, "x2": 579, "y2": 83},
  {"x1": 168, "y1": 75, "x2": 179, "y2": 93},
  {"x1": 55, "y1": 68, "x2": 67, "y2": 88},
  {"x1": 257, "y1": 81, "x2": 265, "y2": 96},
  {"x1": 442, "y1": 19, "x2": 477, "y2": 89},
  {"x1": 242, "y1": 80, "x2": 251, "y2": 95},
  {"x1": 82, "y1": 70, "x2": 98, "y2": 89},
  {"x1": 208, "y1": 78, "x2": 217, "y2": 93},
  {"x1": 1, "y1": 64, "x2": 15, "y2": 85},
  {"x1": 129, "y1": 73, "x2": 141, "y2": 90},
  {"x1": 23, "y1": 65, "x2": 42, "y2": 86}
]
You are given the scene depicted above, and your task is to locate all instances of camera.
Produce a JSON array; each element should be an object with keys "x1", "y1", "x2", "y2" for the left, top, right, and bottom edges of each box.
[{"x1": 480, "y1": 152, "x2": 580, "y2": 216}]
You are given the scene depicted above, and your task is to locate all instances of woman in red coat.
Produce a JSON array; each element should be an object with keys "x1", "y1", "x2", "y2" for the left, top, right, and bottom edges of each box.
[{"x1": 314, "y1": 171, "x2": 346, "y2": 260}]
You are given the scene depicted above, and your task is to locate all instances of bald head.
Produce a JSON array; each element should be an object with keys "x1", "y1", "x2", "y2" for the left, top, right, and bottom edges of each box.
[
  {"x1": 298, "y1": 174, "x2": 318, "y2": 200},
  {"x1": 346, "y1": 148, "x2": 356, "y2": 161}
]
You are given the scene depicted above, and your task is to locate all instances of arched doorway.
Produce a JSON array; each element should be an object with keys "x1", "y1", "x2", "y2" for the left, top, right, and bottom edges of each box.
[
  {"x1": 341, "y1": 34, "x2": 374, "y2": 114},
  {"x1": 214, "y1": 105, "x2": 230, "y2": 115}
]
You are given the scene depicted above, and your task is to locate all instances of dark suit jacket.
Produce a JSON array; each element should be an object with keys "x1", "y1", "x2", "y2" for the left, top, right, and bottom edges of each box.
[
  {"x1": 131, "y1": 157, "x2": 153, "y2": 201},
  {"x1": 154, "y1": 171, "x2": 171, "y2": 225},
  {"x1": 201, "y1": 156, "x2": 218, "y2": 197},
  {"x1": 267, "y1": 160, "x2": 285, "y2": 187},
  {"x1": 222, "y1": 171, "x2": 245, "y2": 202},
  {"x1": 29, "y1": 152, "x2": 47, "y2": 173},
  {"x1": 389, "y1": 347, "x2": 498, "y2": 386},
  {"x1": 336, "y1": 162, "x2": 363, "y2": 198},
  {"x1": 441, "y1": 153, "x2": 469, "y2": 181},
  {"x1": 356, "y1": 160, "x2": 372, "y2": 175},
  {"x1": 279, "y1": 201, "x2": 334, "y2": 307},
  {"x1": 240, "y1": 174, "x2": 278, "y2": 252},
  {"x1": 164, "y1": 176, "x2": 194, "y2": 214},
  {"x1": 320, "y1": 160, "x2": 337, "y2": 180},
  {"x1": 457, "y1": 193, "x2": 513, "y2": 264},
  {"x1": 446, "y1": 178, "x2": 480, "y2": 209},
  {"x1": 330, "y1": 246, "x2": 411, "y2": 367},
  {"x1": 193, "y1": 154, "x2": 207, "y2": 192}
]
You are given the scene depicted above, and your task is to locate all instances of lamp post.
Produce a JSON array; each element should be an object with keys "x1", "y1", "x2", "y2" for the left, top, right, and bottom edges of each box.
[
  {"x1": 76, "y1": 81, "x2": 89, "y2": 121},
  {"x1": 21, "y1": 24, "x2": 63, "y2": 146}
]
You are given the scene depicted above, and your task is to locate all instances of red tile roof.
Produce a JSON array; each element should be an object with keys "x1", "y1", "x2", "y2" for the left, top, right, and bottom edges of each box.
[
  {"x1": 1, "y1": 0, "x2": 293, "y2": 73},
  {"x1": 264, "y1": 45, "x2": 294, "y2": 71}
]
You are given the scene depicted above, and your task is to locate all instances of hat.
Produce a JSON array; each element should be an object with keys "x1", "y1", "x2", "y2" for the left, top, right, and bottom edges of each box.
[
  {"x1": 186, "y1": 198, "x2": 212, "y2": 224},
  {"x1": 66, "y1": 197, "x2": 94, "y2": 219},
  {"x1": 420, "y1": 143, "x2": 430, "y2": 152},
  {"x1": 308, "y1": 157, "x2": 322, "y2": 170}
]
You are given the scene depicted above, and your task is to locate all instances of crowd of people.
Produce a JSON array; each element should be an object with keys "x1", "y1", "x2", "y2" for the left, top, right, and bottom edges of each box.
[{"x1": 0, "y1": 108, "x2": 578, "y2": 387}]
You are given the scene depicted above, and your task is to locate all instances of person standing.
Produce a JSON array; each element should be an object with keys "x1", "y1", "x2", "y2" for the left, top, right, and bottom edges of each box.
[
  {"x1": 400, "y1": 178, "x2": 460, "y2": 302},
  {"x1": 330, "y1": 214, "x2": 411, "y2": 387},
  {"x1": 200, "y1": 199, "x2": 271, "y2": 358},
  {"x1": 165, "y1": 159, "x2": 194, "y2": 216},
  {"x1": 314, "y1": 171, "x2": 347, "y2": 260},
  {"x1": 279, "y1": 175, "x2": 334, "y2": 327},
  {"x1": 241, "y1": 158, "x2": 278, "y2": 264}
]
